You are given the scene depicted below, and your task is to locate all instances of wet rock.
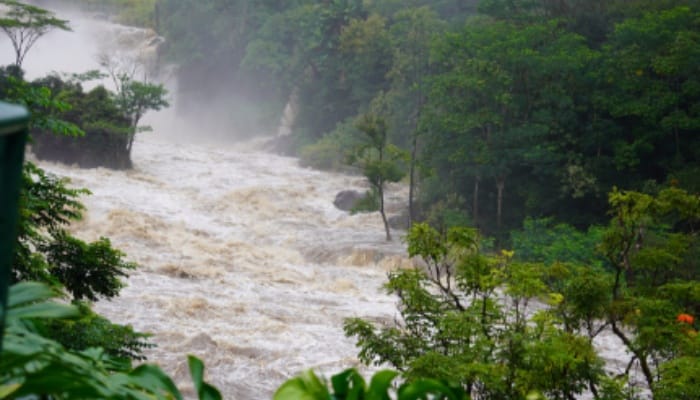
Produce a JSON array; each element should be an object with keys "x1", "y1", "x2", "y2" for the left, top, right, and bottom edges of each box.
[{"x1": 333, "y1": 190, "x2": 364, "y2": 211}]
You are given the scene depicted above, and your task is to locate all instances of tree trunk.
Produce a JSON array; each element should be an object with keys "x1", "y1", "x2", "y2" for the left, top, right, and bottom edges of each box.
[
  {"x1": 496, "y1": 176, "x2": 505, "y2": 232},
  {"x1": 473, "y1": 175, "x2": 480, "y2": 228},
  {"x1": 408, "y1": 134, "x2": 417, "y2": 229},
  {"x1": 379, "y1": 185, "x2": 391, "y2": 241}
]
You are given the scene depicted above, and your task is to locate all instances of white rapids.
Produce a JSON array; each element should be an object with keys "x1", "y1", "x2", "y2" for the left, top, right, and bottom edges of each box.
[
  {"x1": 36, "y1": 132, "x2": 409, "y2": 398},
  {"x1": 0, "y1": 6, "x2": 411, "y2": 398}
]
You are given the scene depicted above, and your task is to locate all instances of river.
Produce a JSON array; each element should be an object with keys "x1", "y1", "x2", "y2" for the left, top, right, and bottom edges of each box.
[
  {"x1": 40, "y1": 132, "x2": 408, "y2": 398},
  {"x1": 0, "y1": 7, "x2": 410, "y2": 398}
]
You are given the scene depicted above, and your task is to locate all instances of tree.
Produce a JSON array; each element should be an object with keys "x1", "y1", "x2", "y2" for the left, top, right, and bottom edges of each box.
[
  {"x1": 28, "y1": 74, "x2": 135, "y2": 169},
  {"x1": 594, "y1": 187, "x2": 700, "y2": 397},
  {"x1": 0, "y1": 61, "x2": 149, "y2": 360},
  {"x1": 100, "y1": 55, "x2": 169, "y2": 161},
  {"x1": 386, "y1": 7, "x2": 445, "y2": 228},
  {"x1": 350, "y1": 109, "x2": 406, "y2": 241},
  {"x1": 0, "y1": 0, "x2": 70, "y2": 68},
  {"x1": 346, "y1": 187, "x2": 700, "y2": 399},
  {"x1": 423, "y1": 16, "x2": 596, "y2": 235},
  {"x1": 345, "y1": 223, "x2": 605, "y2": 399}
]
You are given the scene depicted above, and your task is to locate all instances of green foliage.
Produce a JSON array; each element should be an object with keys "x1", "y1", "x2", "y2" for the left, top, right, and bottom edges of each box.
[
  {"x1": 12, "y1": 161, "x2": 144, "y2": 360},
  {"x1": 1, "y1": 281, "x2": 222, "y2": 399},
  {"x1": 350, "y1": 109, "x2": 407, "y2": 240},
  {"x1": 102, "y1": 67, "x2": 168, "y2": 160},
  {"x1": 346, "y1": 189, "x2": 700, "y2": 399},
  {"x1": 114, "y1": 77, "x2": 169, "y2": 128},
  {"x1": 594, "y1": 188, "x2": 700, "y2": 396},
  {"x1": 188, "y1": 355, "x2": 222, "y2": 400},
  {"x1": 350, "y1": 189, "x2": 380, "y2": 214},
  {"x1": 14, "y1": 162, "x2": 136, "y2": 298},
  {"x1": 0, "y1": 68, "x2": 83, "y2": 137},
  {"x1": 1, "y1": 282, "x2": 176, "y2": 399},
  {"x1": 30, "y1": 79, "x2": 134, "y2": 169},
  {"x1": 511, "y1": 218, "x2": 605, "y2": 267},
  {"x1": 274, "y1": 368, "x2": 467, "y2": 400},
  {"x1": 299, "y1": 118, "x2": 365, "y2": 171},
  {"x1": 346, "y1": 223, "x2": 605, "y2": 399},
  {"x1": 44, "y1": 233, "x2": 134, "y2": 301},
  {"x1": 42, "y1": 302, "x2": 153, "y2": 362}
]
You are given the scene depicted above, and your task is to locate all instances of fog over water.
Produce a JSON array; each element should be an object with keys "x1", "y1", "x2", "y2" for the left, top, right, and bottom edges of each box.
[{"x1": 1, "y1": 5, "x2": 640, "y2": 399}]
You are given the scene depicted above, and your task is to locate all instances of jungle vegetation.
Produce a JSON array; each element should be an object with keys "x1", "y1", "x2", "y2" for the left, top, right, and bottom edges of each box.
[{"x1": 1, "y1": 0, "x2": 699, "y2": 399}]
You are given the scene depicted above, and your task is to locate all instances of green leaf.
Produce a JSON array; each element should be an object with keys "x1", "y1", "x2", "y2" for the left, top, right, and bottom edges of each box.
[
  {"x1": 129, "y1": 364, "x2": 184, "y2": 400},
  {"x1": 7, "y1": 281, "x2": 57, "y2": 307},
  {"x1": 366, "y1": 370, "x2": 398, "y2": 400},
  {"x1": 397, "y1": 379, "x2": 460, "y2": 400},
  {"x1": 6, "y1": 302, "x2": 78, "y2": 320},
  {"x1": 0, "y1": 383, "x2": 22, "y2": 398},
  {"x1": 188, "y1": 355, "x2": 222, "y2": 400}
]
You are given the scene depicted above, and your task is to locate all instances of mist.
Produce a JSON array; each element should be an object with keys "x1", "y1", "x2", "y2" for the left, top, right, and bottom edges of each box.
[{"x1": 0, "y1": 1, "x2": 279, "y2": 145}]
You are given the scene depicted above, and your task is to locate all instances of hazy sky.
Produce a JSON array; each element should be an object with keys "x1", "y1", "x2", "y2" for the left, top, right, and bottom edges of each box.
[{"x1": 0, "y1": 12, "x2": 105, "y2": 79}]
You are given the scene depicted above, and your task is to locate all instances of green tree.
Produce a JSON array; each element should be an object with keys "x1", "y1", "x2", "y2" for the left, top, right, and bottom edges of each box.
[
  {"x1": 338, "y1": 13, "x2": 392, "y2": 117},
  {"x1": 345, "y1": 223, "x2": 604, "y2": 399},
  {"x1": 423, "y1": 16, "x2": 597, "y2": 235},
  {"x1": 0, "y1": 63, "x2": 149, "y2": 360},
  {"x1": 597, "y1": 6, "x2": 700, "y2": 170},
  {"x1": 595, "y1": 187, "x2": 700, "y2": 396},
  {"x1": 350, "y1": 109, "x2": 406, "y2": 241},
  {"x1": 29, "y1": 74, "x2": 134, "y2": 169},
  {"x1": 345, "y1": 187, "x2": 700, "y2": 399},
  {"x1": 101, "y1": 56, "x2": 169, "y2": 161},
  {"x1": 385, "y1": 7, "x2": 445, "y2": 227},
  {"x1": 0, "y1": 0, "x2": 70, "y2": 67}
]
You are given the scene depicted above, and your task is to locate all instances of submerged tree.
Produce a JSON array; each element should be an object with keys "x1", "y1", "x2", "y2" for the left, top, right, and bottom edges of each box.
[{"x1": 0, "y1": 0, "x2": 70, "y2": 67}]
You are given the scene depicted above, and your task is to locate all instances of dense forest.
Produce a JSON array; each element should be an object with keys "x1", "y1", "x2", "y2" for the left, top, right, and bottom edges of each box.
[
  {"x1": 1, "y1": 0, "x2": 699, "y2": 399},
  {"x1": 137, "y1": 0, "x2": 699, "y2": 240}
]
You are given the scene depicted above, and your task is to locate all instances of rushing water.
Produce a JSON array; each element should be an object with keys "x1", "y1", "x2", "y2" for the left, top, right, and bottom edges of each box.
[
  {"x1": 1, "y1": 5, "x2": 642, "y2": 399},
  {"x1": 37, "y1": 133, "x2": 410, "y2": 398},
  {"x1": 0, "y1": 8, "x2": 410, "y2": 397}
]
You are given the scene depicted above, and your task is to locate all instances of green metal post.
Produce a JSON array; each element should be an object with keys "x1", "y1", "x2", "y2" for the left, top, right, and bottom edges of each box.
[{"x1": 0, "y1": 101, "x2": 29, "y2": 353}]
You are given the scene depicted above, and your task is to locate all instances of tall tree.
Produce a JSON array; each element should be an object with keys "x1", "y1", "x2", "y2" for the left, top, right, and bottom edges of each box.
[
  {"x1": 100, "y1": 55, "x2": 168, "y2": 161},
  {"x1": 0, "y1": 0, "x2": 70, "y2": 67},
  {"x1": 423, "y1": 17, "x2": 596, "y2": 235},
  {"x1": 386, "y1": 7, "x2": 445, "y2": 228},
  {"x1": 351, "y1": 108, "x2": 406, "y2": 241}
]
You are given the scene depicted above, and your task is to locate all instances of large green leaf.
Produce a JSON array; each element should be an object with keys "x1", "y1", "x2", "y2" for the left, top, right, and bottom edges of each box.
[{"x1": 188, "y1": 355, "x2": 221, "y2": 400}]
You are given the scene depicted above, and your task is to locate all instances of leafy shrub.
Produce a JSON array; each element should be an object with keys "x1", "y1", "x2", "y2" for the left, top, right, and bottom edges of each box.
[
  {"x1": 299, "y1": 119, "x2": 365, "y2": 171},
  {"x1": 274, "y1": 368, "x2": 468, "y2": 400},
  {"x1": 0, "y1": 282, "x2": 222, "y2": 400},
  {"x1": 351, "y1": 188, "x2": 379, "y2": 214},
  {"x1": 511, "y1": 217, "x2": 605, "y2": 267}
]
